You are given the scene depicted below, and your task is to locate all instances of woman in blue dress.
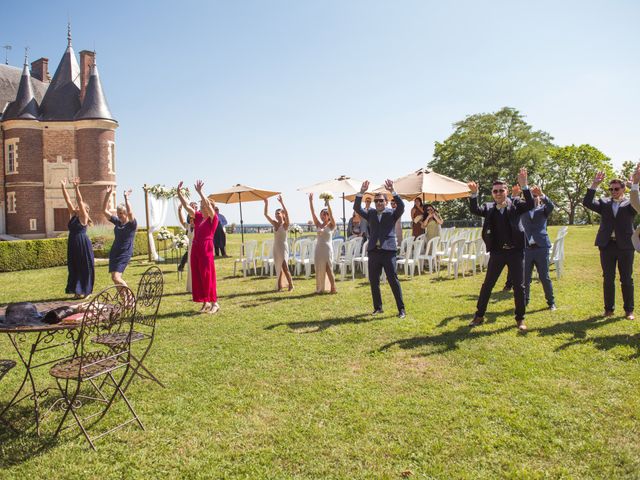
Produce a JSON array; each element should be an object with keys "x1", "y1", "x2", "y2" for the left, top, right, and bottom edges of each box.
[
  {"x1": 102, "y1": 186, "x2": 137, "y2": 287},
  {"x1": 61, "y1": 178, "x2": 95, "y2": 299}
]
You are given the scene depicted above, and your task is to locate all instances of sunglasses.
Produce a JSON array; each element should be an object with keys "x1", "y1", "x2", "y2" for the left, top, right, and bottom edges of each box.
[
  {"x1": 374, "y1": 199, "x2": 385, "y2": 203},
  {"x1": 492, "y1": 189, "x2": 506, "y2": 194},
  {"x1": 609, "y1": 187, "x2": 622, "y2": 192}
]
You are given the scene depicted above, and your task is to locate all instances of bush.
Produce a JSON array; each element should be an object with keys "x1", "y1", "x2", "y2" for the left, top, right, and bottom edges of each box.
[{"x1": 0, "y1": 231, "x2": 153, "y2": 271}]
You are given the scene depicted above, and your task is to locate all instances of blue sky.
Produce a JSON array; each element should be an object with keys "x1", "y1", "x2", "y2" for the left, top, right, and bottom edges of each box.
[{"x1": 4, "y1": 0, "x2": 639, "y2": 224}]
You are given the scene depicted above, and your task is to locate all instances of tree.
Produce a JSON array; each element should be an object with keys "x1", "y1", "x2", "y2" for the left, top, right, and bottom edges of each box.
[
  {"x1": 545, "y1": 144, "x2": 614, "y2": 225},
  {"x1": 617, "y1": 160, "x2": 636, "y2": 184},
  {"x1": 428, "y1": 107, "x2": 554, "y2": 220}
]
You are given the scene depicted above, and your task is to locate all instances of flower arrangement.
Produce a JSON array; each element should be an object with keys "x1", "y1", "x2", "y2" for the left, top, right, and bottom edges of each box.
[
  {"x1": 319, "y1": 191, "x2": 334, "y2": 202},
  {"x1": 172, "y1": 233, "x2": 189, "y2": 249},
  {"x1": 147, "y1": 184, "x2": 190, "y2": 199},
  {"x1": 156, "y1": 227, "x2": 173, "y2": 241},
  {"x1": 288, "y1": 224, "x2": 303, "y2": 234}
]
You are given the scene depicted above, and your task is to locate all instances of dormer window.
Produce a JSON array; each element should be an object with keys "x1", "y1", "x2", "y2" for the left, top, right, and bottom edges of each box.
[{"x1": 5, "y1": 140, "x2": 19, "y2": 174}]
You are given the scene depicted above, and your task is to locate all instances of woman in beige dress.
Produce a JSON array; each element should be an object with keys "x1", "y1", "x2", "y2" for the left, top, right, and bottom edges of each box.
[
  {"x1": 179, "y1": 203, "x2": 198, "y2": 293},
  {"x1": 308, "y1": 193, "x2": 337, "y2": 294},
  {"x1": 421, "y1": 204, "x2": 443, "y2": 243},
  {"x1": 263, "y1": 195, "x2": 294, "y2": 291}
]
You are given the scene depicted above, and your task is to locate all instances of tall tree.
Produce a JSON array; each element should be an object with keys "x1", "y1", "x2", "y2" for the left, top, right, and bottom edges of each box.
[
  {"x1": 617, "y1": 160, "x2": 636, "y2": 183},
  {"x1": 545, "y1": 144, "x2": 614, "y2": 225},
  {"x1": 428, "y1": 107, "x2": 554, "y2": 220}
]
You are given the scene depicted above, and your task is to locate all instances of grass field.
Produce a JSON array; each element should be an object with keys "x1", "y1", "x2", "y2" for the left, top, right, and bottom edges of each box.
[{"x1": 0, "y1": 226, "x2": 639, "y2": 479}]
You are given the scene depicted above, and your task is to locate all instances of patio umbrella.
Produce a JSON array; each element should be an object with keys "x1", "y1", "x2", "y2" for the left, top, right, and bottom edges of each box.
[
  {"x1": 373, "y1": 168, "x2": 470, "y2": 202},
  {"x1": 208, "y1": 184, "x2": 280, "y2": 249},
  {"x1": 298, "y1": 175, "x2": 379, "y2": 238}
]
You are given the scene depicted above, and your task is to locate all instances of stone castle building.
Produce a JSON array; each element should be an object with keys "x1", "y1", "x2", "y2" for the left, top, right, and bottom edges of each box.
[{"x1": 0, "y1": 32, "x2": 117, "y2": 238}]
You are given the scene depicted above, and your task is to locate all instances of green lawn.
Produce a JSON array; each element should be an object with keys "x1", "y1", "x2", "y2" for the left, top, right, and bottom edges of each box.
[{"x1": 0, "y1": 226, "x2": 639, "y2": 479}]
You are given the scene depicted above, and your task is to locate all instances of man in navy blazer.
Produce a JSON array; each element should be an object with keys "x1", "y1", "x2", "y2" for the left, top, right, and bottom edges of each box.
[
  {"x1": 583, "y1": 171, "x2": 638, "y2": 319},
  {"x1": 513, "y1": 184, "x2": 556, "y2": 310},
  {"x1": 354, "y1": 179, "x2": 406, "y2": 318},
  {"x1": 468, "y1": 167, "x2": 534, "y2": 331}
]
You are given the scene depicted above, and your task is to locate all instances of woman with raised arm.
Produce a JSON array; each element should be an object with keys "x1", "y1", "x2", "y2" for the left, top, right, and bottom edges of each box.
[
  {"x1": 102, "y1": 186, "x2": 137, "y2": 287},
  {"x1": 178, "y1": 202, "x2": 198, "y2": 293},
  {"x1": 421, "y1": 204, "x2": 444, "y2": 243},
  {"x1": 62, "y1": 177, "x2": 94, "y2": 298},
  {"x1": 177, "y1": 180, "x2": 220, "y2": 313},
  {"x1": 263, "y1": 195, "x2": 294, "y2": 291},
  {"x1": 308, "y1": 193, "x2": 337, "y2": 294}
]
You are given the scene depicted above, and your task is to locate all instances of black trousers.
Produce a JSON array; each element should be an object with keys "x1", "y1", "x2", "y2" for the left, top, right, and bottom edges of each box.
[
  {"x1": 214, "y1": 227, "x2": 226, "y2": 256},
  {"x1": 476, "y1": 249, "x2": 525, "y2": 322},
  {"x1": 368, "y1": 249, "x2": 404, "y2": 312},
  {"x1": 599, "y1": 242, "x2": 635, "y2": 313},
  {"x1": 178, "y1": 251, "x2": 188, "y2": 270}
]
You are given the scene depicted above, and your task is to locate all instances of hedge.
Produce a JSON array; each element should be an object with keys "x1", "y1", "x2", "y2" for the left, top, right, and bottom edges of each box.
[{"x1": 0, "y1": 231, "x2": 155, "y2": 272}]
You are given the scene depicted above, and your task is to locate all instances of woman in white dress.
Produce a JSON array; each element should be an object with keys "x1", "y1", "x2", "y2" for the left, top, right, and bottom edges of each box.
[
  {"x1": 263, "y1": 195, "x2": 294, "y2": 291},
  {"x1": 308, "y1": 193, "x2": 337, "y2": 294},
  {"x1": 178, "y1": 202, "x2": 198, "y2": 293}
]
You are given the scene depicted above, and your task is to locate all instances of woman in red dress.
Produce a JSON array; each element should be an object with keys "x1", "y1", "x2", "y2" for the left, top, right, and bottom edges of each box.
[{"x1": 177, "y1": 180, "x2": 220, "y2": 314}]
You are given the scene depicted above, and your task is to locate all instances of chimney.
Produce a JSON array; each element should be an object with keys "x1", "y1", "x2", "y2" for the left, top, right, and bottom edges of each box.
[
  {"x1": 30, "y1": 58, "x2": 50, "y2": 82},
  {"x1": 79, "y1": 50, "x2": 96, "y2": 103}
]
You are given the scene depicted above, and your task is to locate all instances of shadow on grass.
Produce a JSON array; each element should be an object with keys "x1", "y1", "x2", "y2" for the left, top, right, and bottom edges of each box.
[
  {"x1": 239, "y1": 292, "x2": 321, "y2": 308},
  {"x1": 556, "y1": 332, "x2": 640, "y2": 359},
  {"x1": 534, "y1": 315, "x2": 622, "y2": 340},
  {"x1": 0, "y1": 406, "x2": 56, "y2": 468},
  {"x1": 265, "y1": 313, "x2": 375, "y2": 333},
  {"x1": 436, "y1": 307, "x2": 547, "y2": 327},
  {"x1": 378, "y1": 323, "x2": 514, "y2": 356}
]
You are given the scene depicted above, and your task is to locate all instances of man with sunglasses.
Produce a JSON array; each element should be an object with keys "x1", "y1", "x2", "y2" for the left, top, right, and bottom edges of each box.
[
  {"x1": 468, "y1": 167, "x2": 534, "y2": 332},
  {"x1": 354, "y1": 179, "x2": 406, "y2": 319},
  {"x1": 583, "y1": 171, "x2": 638, "y2": 320}
]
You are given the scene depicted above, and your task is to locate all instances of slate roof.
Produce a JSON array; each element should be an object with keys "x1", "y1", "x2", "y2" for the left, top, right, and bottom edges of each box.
[
  {"x1": 75, "y1": 64, "x2": 114, "y2": 121},
  {"x1": 3, "y1": 64, "x2": 39, "y2": 120},
  {"x1": 39, "y1": 45, "x2": 81, "y2": 121},
  {"x1": 0, "y1": 64, "x2": 47, "y2": 118}
]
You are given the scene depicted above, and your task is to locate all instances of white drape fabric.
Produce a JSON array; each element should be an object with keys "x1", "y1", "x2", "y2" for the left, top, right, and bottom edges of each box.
[{"x1": 147, "y1": 196, "x2": 169, "y2": 261}]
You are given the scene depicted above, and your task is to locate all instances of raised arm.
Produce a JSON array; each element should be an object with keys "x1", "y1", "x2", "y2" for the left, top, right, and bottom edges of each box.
[
  {"x1": 532, "y1": 186, "x2": 554, "y2": 217},
  {"x1": 514, "y1": 167, "x2": 535, "y2": 215},
  {"x1": 176, "y1": 181, "x2": 195, "y2": 217},
  {"x1": 177, "y1": 205, "x2": 188, "y2": 229},
  {"x1": 278, "y1": 195, "x2": 290, "y2": 229},
  {"x1": 123, "y1": 189, "x2": 135, "y2": 222},
  {"x1": 582, "y1": 171, "x2": 605, "y2": 213},
  {"x1": 73, "y1": 178, "x2": 90, "y2": 226},
  {"x1": 353, "y1": 181, "x2": 369, "y2": 218},
  {"x1": 60, "y1": 178, "x2": 75, "y2": 215},
  {"x1": 433, "y1": 212, "x2": 444, "y2": 225},
  {"x1": 325, "y1": 200, "x2": 336, "y2": 230},
  {"x1": 383, "y1": 179, "x2": 404, "y2": 221},
  {"x1": 102, "y1": 186, "x2": 113, "y2": 220},
  {"x1": 195, "y1": 180, "x2": 215, "y2": 219},
  {"x1": 468, "y1": 181, "x2": 487, "y2": 218},
  {"x1": 630, "y1": 164, "x2": 640, "y2": 213},
  {"x1": 308, "y1": 193, "x2": 321, "y2": 228},
  {"x1": 263, "y1": 198, "x2": 277, "y2": 227}
]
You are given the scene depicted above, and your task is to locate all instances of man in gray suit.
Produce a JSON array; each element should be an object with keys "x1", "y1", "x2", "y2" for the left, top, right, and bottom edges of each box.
[{"x1": 513, "y1": 184, "x2": 556, "y2": 310}]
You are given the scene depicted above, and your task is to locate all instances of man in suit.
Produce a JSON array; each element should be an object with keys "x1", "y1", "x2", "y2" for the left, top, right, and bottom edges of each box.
[
  {"x1": 468, "y1": 167, "x2": 534, "y2": 331},
  {"x1": 512, "y1": 184, "x2": 556, "y2": 310},
  {"x1": 354, "y1": 179, "x2": 406, "y2": 318},
  {"x1": 583, "y1": 171, "x2": 638, "y2": 319}
]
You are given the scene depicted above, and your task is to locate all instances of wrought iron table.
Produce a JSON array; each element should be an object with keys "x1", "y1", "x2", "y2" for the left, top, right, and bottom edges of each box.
[{"x1": 0, "y1": 319, "x2": 80, "y2": 435}]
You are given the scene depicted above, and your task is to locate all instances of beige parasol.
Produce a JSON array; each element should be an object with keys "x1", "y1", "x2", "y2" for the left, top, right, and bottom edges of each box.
[
  {"x1": 373, "y1": 168, "x2": 470, "y2": 201},
  {"x1": 298, "y1": 175, "x2": 380, "y2": 237},
  {"x1": 208, "y1": 184, "x2": 280, "y2": 246}
]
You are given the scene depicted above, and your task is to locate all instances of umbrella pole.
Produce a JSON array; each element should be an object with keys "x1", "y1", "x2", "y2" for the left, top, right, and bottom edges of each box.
[
  {"x1": 239, "y1": 194, "x2": 245, "y2": 256},
  {"x1": 342, "y1": 193, "x2": 347, "y2": 238}
]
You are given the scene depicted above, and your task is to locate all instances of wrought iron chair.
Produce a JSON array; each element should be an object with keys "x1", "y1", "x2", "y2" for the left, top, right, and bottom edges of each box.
[
  {"x1": 0, "y1": 359, "x2": 16, "y2": 429},
  {"x1": 49, "y1": 285, "x2": 143, "y2": 450},
  {"x1": 94, "y1": 266, "x2": 165, "y2": 392}
]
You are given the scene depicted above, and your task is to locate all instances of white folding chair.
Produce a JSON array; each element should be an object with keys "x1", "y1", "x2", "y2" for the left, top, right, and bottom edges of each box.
[
  {"x1": 397, "y1": 239, "x2": 422, "y2": 277},
  {"x1": 259, "y1": 239, "x2": 274, "y2": 276},
  {"x1": 438, "y1": 238, "x2": 467, "y2": 278},
  {"x1": 233, "y1": 240, "x2": 258, "y2": 276},
  {"x1": 419, "y1": 236, "x2": 440, "y2": 274},
  {"x1": 352, "y1": 240, "x2": 369, "y2": 279},
  {"x1": 336, "y1": 238, "x2": 361, "y2": 280}
]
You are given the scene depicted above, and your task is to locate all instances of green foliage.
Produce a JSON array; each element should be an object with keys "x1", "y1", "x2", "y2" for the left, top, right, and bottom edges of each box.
[
  {"x1": 0, "y1": 238, "x2": 68, "y2": 271},
  {"x1": 617, "y1": 160, "x2": 636, "y2": 183},
  {"x1": 545, "y1": 144, "x2": 614, "y2": 224},
  {"x1": 428, "y1": 107, "x2": 554, "y2": 220}
]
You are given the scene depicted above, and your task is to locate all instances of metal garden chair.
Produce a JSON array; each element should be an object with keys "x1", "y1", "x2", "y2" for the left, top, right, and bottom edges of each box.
[{"x1": 49, "y1": 285, "x2": 143, "y2": 450}]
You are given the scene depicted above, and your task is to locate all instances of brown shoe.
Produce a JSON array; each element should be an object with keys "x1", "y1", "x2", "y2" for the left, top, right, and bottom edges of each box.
[
  {"x1": 626, "y1": 311, "x2": 635, "y2": 320},
  {"x1": 604, "y1": 310, "x2": 615, "y2": 318},
  {"x1": 469, "y1": 316, "x2": 484, "y2": 327},
  {"x1": 516, "y1": 320, "x2": 528, "y2": 332}
]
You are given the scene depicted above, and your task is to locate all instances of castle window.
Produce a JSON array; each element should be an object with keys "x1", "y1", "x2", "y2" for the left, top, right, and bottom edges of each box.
[
  {"x1": 107, "y1": 141, "x2": 116, "y2": 174},
  {"x1": 7, "y1": 192, "x2": 16, "y2": 213},
  {"x1": 29, "y1": 219, "x2": 37, "y2": 231},
  {"x1": 5, "y1": 140, "x2": 19, "y2": 175}
]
